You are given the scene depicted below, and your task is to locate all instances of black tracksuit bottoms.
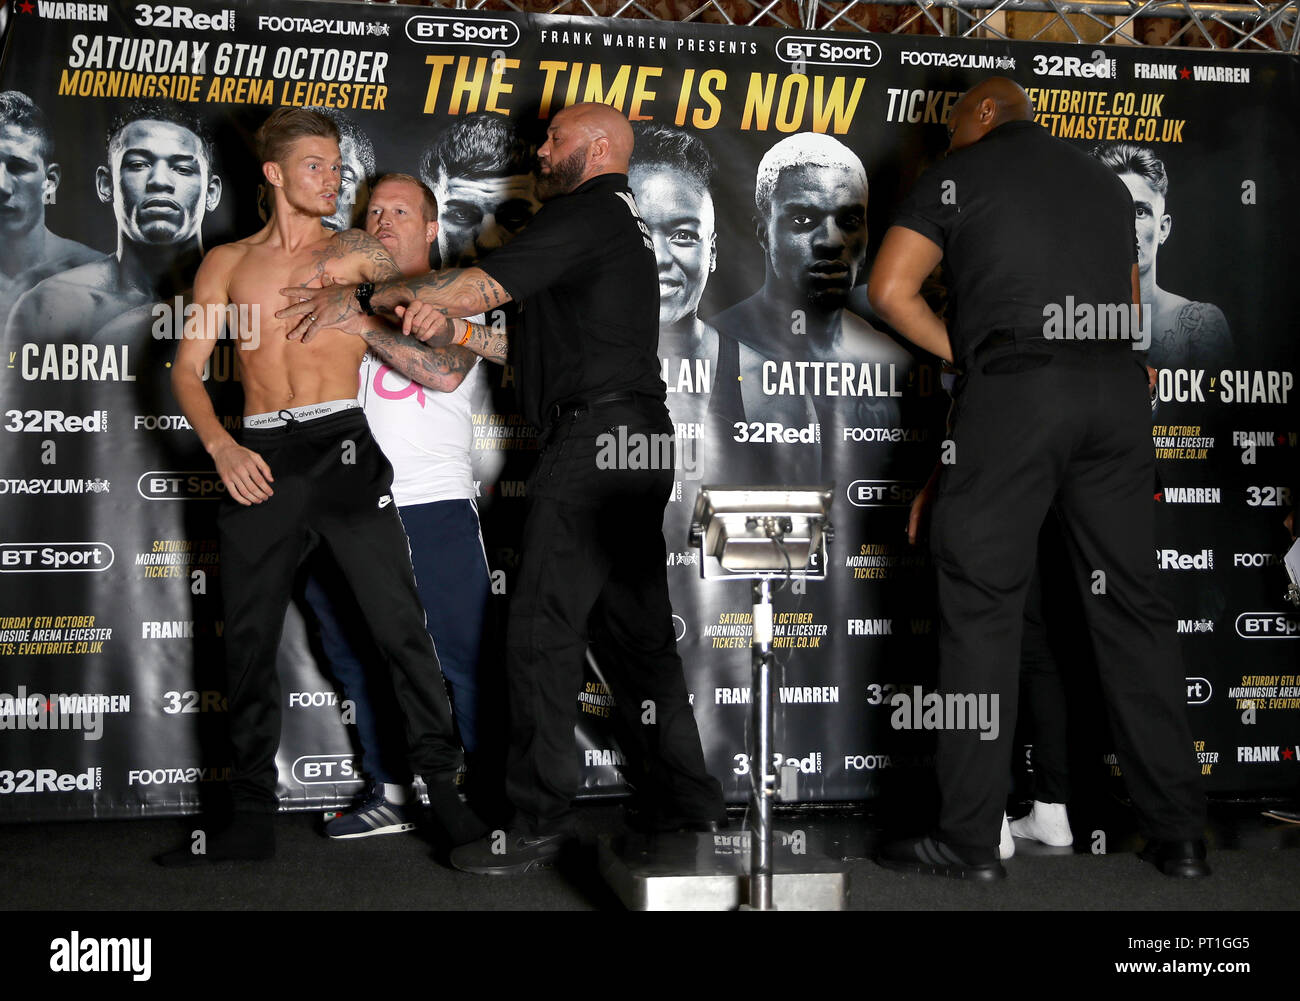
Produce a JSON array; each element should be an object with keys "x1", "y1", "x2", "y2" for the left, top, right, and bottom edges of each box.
[{"x1": 217, "y1": 409, "x2": 462, "y2": 812}]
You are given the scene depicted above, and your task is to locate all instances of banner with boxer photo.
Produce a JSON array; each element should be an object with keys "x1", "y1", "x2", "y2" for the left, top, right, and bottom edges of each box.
[{"x1": 0, "y1": 0, "x2": 1295, "y2": 820}]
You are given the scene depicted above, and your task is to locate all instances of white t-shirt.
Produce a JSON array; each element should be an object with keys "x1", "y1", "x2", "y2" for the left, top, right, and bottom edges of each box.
[{"x1": 357, "y1": 320, "x2": 485, "y2": 506}]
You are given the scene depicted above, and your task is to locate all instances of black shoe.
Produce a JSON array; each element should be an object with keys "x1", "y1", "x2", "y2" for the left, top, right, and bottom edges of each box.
[
  {"x1": 1138, "y1": 838, "x2": 1211, "y2": 878},
  {"x1": 877, "y1": 835, "x2": 1006, "y2": 882},
  {"x1": 156, "y1": 813, "x2": 275, "y2": 867},
  {"x1": 449, "y1": 828, "x2": 573, "y2": 875},
  {"x1": 423, "y1": 778, "x2": 491, "y2": 847}
]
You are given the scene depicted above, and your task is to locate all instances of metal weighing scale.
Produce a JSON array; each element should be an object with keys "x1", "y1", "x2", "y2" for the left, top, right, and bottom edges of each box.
[{"x1": 598, "y1": 486, "x2": 848, "y2": 910}]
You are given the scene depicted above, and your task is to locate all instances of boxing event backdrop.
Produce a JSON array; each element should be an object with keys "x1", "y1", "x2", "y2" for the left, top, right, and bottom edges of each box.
[{"x1": 0, "y1": 0, "x2": 1295, "y2": 820}]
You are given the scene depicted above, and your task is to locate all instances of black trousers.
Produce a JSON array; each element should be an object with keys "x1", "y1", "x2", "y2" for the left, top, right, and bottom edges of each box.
[
  {"x1": 931, "y1": 342, "x2": 1204, "y2": 855},
  {"x1": 505, "y1": 399, "x2": 725, "y2": 834},
  {"x1": 217, "y1": 409, "x2": 462, "y2": 812},
  {"x1": 1019, "y1": 519, "x2": 1071, "y2": 804}
]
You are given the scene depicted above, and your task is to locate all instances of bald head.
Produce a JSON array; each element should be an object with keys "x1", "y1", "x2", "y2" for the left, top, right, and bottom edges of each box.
[
  {"x1": 564, "y1": 102, "x2": 634, "y2": 169},
  {"x1": 536, "y1": 102, "x2": 634, "y2": 200},
  {"x1": 947, "y1": 76, "x2": 1035, "y2": 152}
]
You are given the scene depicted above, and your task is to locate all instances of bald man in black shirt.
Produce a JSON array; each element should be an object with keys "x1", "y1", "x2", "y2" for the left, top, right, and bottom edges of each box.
[
  {"x1": 281, "y1": 103, "x2": 725, "y2": 876},
  {"x1": 868, "y1": 78, "x2": 1207, "y2": 881}
]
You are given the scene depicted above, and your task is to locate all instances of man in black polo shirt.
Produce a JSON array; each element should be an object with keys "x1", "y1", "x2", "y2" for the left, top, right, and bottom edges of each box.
[
  {"x1": 279, "y1": 102, "x2": 726, "y2": 875},
  {"x1": 868, "y1": 77, "x2": 1206, "y2": 881}
]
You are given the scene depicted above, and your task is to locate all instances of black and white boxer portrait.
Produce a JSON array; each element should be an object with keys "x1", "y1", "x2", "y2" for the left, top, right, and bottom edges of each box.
[{"x1": 10, "y1": 102, "x2": 221, "y2": 342}]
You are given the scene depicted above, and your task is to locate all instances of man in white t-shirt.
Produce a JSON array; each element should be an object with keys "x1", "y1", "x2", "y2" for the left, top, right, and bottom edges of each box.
[{"x1": 303, "y1": 172, "x2": 492, "y2": 838}]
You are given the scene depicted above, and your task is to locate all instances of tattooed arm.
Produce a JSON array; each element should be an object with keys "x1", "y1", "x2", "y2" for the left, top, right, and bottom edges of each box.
[
  {"x1": 278, "y1": 243, "x2": 512, "y2": 345},
  {"x1": 394, "y1": 304, "x2": 508, "y2": 363},
  {"x1": 363, "y1": 327, "x2": 483, "y2": 391},
  {"x1": 311, "y1": 230, "x2": 485, "y2": 390},
  {"x1": 371, "y1": 267, "x2": 511, "y2": 325}
]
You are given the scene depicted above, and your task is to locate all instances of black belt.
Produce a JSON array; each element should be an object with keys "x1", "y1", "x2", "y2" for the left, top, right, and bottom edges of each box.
[
  {"x1": 969, "y1": 326, "x2": 1133, "y2": 369},
  {"x1": 965, "y1": 327, "x2": 1049, "y2": 367},
  {"x1": 980, "y1": 327, "x2": 1047, "y2": 350},
  {"x1": 546, "y1": 390, "x2": 645, "y2": 423}
]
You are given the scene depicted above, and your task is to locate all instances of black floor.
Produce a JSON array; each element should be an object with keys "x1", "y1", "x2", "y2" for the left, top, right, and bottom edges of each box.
[
  {"x1": 6, "y1": 798, "x2": 1296, "y2": 988},
  {"x1": 4, "y1": 797, "x2": 1297, "y2": 912}
]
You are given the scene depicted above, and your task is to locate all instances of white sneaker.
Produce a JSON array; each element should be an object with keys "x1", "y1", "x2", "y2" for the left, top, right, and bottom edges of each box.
[
  {"x1": 998, "y1": 812, "x2": 1015, "y2": 860},
  {"x1": 1009, "y1": 801, "x2": 1073, "y2": 847}
]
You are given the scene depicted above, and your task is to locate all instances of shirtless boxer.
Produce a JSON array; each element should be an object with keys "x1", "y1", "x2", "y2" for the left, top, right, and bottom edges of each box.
[{"x1": 160, "y1": 108, "x2": 484, "y2": 865}]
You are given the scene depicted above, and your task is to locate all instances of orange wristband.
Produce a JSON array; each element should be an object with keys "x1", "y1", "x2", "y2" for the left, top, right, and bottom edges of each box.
[{"x1": 456, "y1": 321, "x2": 474, "y2": 347}]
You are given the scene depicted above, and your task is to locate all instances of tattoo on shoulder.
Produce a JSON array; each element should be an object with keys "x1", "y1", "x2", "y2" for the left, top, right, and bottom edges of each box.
[
  {"x1": 313, "y1": 229, "x2": 402, "y2": 283},
  {"x1": 1177, "y1": 301, "x2": 1231, "y2": 347}
]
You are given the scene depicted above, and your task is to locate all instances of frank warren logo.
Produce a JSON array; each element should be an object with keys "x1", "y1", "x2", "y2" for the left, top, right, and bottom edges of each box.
[
  {"x1": 1237, "y1": 745, "x2": 1298, "y2": 763},
  {"x1": 0, "y1": 687, "x2": 124, "y2": 740},
  {"x1": 30, "y1": 1, "x2": 109, "y2": 21},
  {"x1": 0, "y1": 543, "x2": 113, "y2": 572}
]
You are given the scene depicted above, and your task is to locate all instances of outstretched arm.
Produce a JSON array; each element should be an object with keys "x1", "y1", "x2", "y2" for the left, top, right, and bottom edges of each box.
[
  {"x1": 278, "y1": 254, "x2": 512, "y2": 347},
  {"x1": 308, "y1": 230, "x2": 486, "y2": 391}
]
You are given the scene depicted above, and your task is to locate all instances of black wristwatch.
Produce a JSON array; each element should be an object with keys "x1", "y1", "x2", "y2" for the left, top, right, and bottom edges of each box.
[{"x1": 354, "y1": 281, "x2": 376, "y2": 316}]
